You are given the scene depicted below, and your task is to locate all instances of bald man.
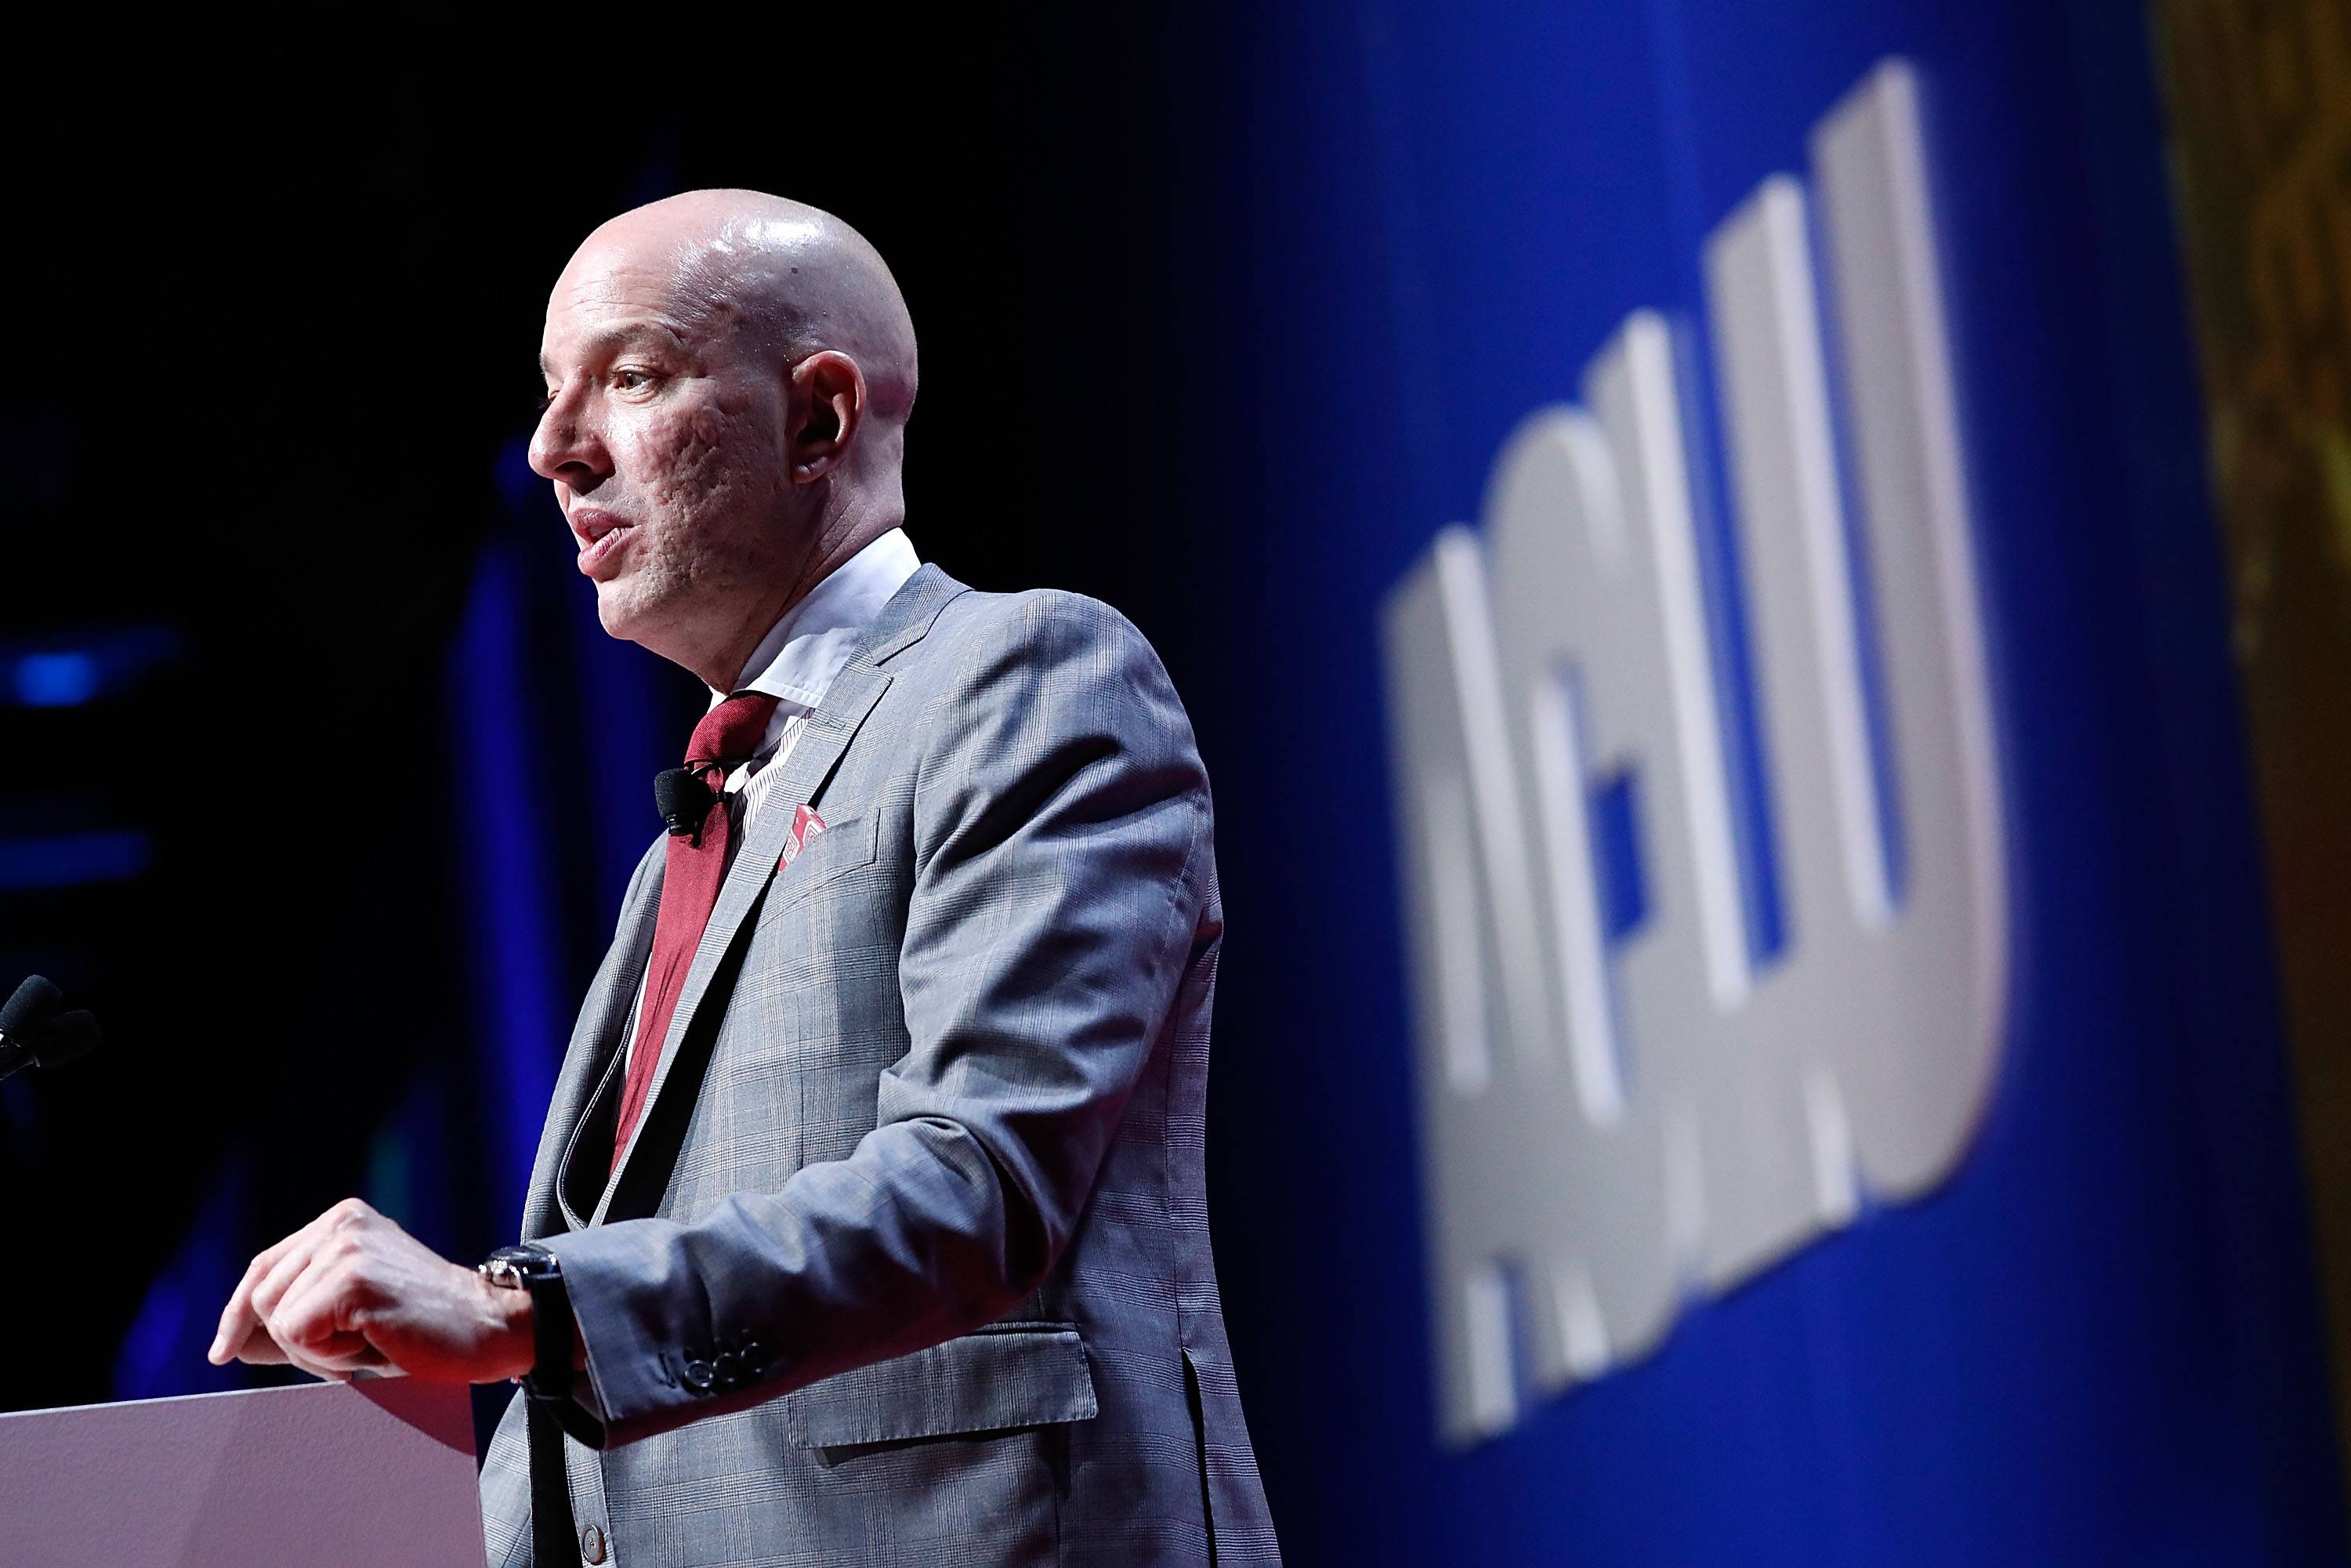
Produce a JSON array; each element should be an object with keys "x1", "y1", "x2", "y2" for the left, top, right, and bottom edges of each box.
[{"x1": 208, "y1": 191, "x2": 1279, "y2": 1566}]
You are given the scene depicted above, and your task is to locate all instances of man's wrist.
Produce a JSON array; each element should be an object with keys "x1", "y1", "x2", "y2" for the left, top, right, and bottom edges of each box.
[
  {"x1": 479, "y1": 1272, "x2": 538, "y2": 1382},
  {"x1": 477, "y1": 1244, "x2": 571, "y2": 1389}
]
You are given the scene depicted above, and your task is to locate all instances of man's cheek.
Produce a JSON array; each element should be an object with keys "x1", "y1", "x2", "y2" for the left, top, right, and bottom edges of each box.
[
  {"x1": 648, "y1": 408, "x2": 753, "y2": 514},
  {"x1": 690, "y1": 404, "x2": 731, "y2": 451}
]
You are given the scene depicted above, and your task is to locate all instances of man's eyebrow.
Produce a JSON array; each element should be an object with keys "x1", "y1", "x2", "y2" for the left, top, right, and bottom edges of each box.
[{"x1": 539, "y1": 320, "x2": 690, "y2": 378}]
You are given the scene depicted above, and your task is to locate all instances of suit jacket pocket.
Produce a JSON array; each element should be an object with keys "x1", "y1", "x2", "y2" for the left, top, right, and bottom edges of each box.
[
  {"x1": 783, "y1": 1324, "x2": 1098, "y2": 1448},
  {"x1": 758, "y1": 809, "x2": 882, "y2": 927}
]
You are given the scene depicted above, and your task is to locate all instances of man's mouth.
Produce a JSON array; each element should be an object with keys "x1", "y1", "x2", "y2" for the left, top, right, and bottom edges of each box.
[{"x1": 571, "y1": 508, "x2": 636, "y2": 580}]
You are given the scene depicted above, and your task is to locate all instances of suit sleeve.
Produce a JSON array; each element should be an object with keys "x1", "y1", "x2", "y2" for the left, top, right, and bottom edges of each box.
[{"x1": 541, "y1": 592, "x2": 1210, "y2": 1446}]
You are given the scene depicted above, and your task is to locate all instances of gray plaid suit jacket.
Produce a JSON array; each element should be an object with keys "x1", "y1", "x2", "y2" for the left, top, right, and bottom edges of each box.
[{"x1": 479, "y1": 564, "x2": 1279, "y2": 1566}]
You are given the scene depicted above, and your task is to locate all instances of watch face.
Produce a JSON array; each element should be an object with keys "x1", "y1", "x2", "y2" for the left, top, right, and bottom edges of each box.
[{"x1": 484, "y1": 1245, "x2": 556, "y2": 1287}]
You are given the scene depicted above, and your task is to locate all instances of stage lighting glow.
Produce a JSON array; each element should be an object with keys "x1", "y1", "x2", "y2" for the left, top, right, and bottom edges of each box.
[{"x1": 11, "y1": 652, "x2": 100, "y2": 708}]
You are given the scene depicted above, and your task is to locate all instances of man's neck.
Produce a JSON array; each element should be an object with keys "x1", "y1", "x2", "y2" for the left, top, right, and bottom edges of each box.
[{"x1": 690, "y1": 504, "x2": 904, "y2": 692}]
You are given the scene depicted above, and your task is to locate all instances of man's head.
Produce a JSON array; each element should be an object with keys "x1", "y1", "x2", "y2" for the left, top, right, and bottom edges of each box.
[{"x1": 531, "y1": 190, "x2": 918, "y2": 688}]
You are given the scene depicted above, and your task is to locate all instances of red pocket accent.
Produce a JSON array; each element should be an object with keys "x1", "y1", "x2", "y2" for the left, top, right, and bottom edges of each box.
[{"x1": 779, "y1": 803, "x2": 828, "y2": 871}]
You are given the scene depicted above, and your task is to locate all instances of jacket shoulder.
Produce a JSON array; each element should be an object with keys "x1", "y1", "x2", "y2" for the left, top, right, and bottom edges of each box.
[
  {"x1": 919, "y1": 582, "x2": 1165, "y2": 668},
  {"x1": 897, "y1": 582, "x2": 1204, "y2": 780}
]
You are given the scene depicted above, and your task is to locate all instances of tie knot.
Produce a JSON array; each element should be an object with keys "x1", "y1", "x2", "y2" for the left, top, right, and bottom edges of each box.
[{"x1": 686, "y1": 692, "x2": 783, "y2": 777}]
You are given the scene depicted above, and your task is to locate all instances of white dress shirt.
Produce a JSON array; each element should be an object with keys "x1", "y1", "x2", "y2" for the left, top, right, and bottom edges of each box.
[
  {"x1": 718, "y1": 526, "x2": 922, "y2": 834},
  {"x1": 618, "y1": 526, "x2": 921, "y2": 1073}
]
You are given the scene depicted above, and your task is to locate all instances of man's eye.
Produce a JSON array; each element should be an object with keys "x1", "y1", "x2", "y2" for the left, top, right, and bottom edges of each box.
[
  {"x1": 614, "y1": 368, "x2": 654, "y2": 392},
  {"x1": 534, "y1": 389, "x2": 557, "y2": 416}
]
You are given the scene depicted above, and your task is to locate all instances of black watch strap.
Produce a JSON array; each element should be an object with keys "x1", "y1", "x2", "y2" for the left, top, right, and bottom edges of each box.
[
  {"x1": 485, "y1": 1244, "x2": 601, "y2": 1564},
  {"x1": 524, "y1": 1392, "x2": 579, "y2": 1568},
  {"x1": 520, "y1": 1268, "x2": 573, "y2": 1403}
]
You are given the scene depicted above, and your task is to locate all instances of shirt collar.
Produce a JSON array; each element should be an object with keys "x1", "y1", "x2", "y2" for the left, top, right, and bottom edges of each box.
[{"x1": 715, "y1": 527, "x2": 922, "y2": 719}]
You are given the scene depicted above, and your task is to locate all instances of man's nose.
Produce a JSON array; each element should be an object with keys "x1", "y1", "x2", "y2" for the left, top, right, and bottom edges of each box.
[{"x1": 528, "y1": 389, "x2": 610, "y2": 485}]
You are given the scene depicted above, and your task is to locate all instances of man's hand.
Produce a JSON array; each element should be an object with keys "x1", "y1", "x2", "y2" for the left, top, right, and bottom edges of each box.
[{"x1": 208, "y1": 1197, "x2": 535, "y2": 1385}]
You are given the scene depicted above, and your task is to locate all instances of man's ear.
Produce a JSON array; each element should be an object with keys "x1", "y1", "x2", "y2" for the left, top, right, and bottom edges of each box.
[{"x1": 787, "y1": 349, "x2": 866, "y2": 484}]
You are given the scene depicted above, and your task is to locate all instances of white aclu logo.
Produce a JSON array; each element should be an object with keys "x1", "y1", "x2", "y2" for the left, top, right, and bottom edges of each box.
[{"x1": 1381, "y1": 58, "x2": 2008, "y2": 1443}]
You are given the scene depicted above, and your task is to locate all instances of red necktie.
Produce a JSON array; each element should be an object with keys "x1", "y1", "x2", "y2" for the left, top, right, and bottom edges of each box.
[{"x1": 610, "y1": 691, "x2": 782, "y2": 1169}]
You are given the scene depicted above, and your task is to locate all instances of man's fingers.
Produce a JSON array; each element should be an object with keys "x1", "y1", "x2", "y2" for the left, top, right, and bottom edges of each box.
[
  {"x1": 265, "y1": 1266, "x2": 394, "y2": 1378},
  {"x1": 210, "y1": 1232, "x2": 302, "y2": 1363},
  {"x1": 214, "y1": 1249, "x2": 324, "y2": 1368},
  {"x1": 267, "y1": 1246, "x2": 360, "y2": 1360},
  {"x1": 250, "y1": 1229, "x2": 345, "y2": 1328},
  {"x1": 216, "y1": 1248, "x2": 319, "y2": 1368},
  {"x1": 277, "y1": 1340, "x2": 357, "y2": 1384},
  {"x1": 208, "y1": 1314, "x2": 290, "y2": 1366},
  {"x1": 207, "y1": 1305, "x2": 255, "y2": 1366},
  {"x1": 281, "y1": 1331, "x2": 383, "y2": 1378},
  {"x1": 208, "y1": 1200, "x2": 370, "y2": 1366}
]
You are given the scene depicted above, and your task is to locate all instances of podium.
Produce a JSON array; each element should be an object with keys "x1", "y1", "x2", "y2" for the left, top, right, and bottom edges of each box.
[{"x1": 0, "y1": 1377, "x2": 486, "y2": 1567}]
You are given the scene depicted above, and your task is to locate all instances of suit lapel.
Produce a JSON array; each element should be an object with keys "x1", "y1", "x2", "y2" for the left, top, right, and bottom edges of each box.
[
  {"x1": 597, "y1": 566, "x2": 967, "y2": 1204},
  {"x1": 523, "y1": 842, "x2": 665, "y2": 1240}
]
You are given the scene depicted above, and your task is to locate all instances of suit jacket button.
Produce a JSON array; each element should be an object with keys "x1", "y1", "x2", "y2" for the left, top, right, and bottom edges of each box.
[
  {"x1": 581, "y1": 1523, "x2": 607, "y2": 1563},
  {"x1": 683, "y1": 1359, "x2": 715, "y2": 1393}
]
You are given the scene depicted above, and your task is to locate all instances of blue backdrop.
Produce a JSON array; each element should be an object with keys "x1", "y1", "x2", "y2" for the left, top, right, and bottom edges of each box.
[{"x1": 1156, "y1": 0, "x2": 2348, "y2": 1562}]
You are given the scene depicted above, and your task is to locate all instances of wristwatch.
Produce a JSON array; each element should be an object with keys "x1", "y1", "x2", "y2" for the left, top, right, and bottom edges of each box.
[
  {"x1": 478, "y1": 1243, "x2": 574, "y2": 1400},
  {"x1": 483, "y1": 1244, "x2": 597, "y2": 1566}
]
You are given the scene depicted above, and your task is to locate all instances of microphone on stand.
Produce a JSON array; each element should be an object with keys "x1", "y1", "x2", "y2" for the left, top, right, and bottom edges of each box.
[
  {"x1": 0, "y1": 976, "x2": 100, "y2": 1084},
  {"x1": 0, "y1": 975, "x2": 62, "y2": 1046}
]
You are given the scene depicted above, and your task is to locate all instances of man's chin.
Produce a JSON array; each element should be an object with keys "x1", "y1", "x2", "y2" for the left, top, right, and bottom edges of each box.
[
  {"x1": 595, "y1": 587, "x2": 689, "y2": 663},
  {"x1": 593, "y1": 585, "x2": 648, "y2": 641}
]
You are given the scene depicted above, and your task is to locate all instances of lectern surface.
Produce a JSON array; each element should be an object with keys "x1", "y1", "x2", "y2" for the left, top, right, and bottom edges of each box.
[{"x1": 0, "y1": 1376, "x2": 484, "y2": 1567}]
